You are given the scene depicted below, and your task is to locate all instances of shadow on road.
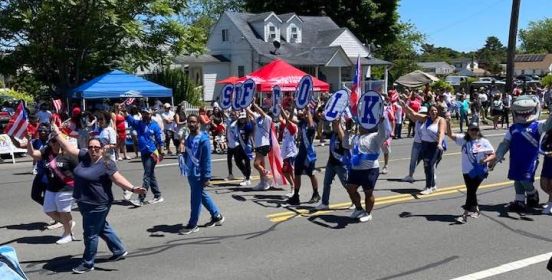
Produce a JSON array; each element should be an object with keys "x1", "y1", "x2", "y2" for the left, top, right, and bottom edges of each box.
[
  {"x1": 0, "y1": 235, "x2": 60, "y2": 246},
  {"x1": 0, "y1": 222, "x2": 48, "y2": 231},
  {"x1": 398, "y1": 211, "x2": 459, "y2": 224},
  {"x1": 146, "y1": 224, "x2": 183, "y2": 237},
  {"x1": 21, "y1": 254, "x2": 118, "y2": 274},
  {"x1": 307, "y1": 214, "x2": 354, "y2": 229}
]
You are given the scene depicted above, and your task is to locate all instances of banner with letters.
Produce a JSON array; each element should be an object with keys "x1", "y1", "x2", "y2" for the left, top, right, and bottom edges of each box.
[{"x1": 357, "y1": 91, "x2": 384, "y2": 130}]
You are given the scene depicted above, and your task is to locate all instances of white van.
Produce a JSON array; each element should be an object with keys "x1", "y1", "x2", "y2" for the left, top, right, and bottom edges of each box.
[{"x1": 445, "y1": 75, "x2": 469, "y2": 86}]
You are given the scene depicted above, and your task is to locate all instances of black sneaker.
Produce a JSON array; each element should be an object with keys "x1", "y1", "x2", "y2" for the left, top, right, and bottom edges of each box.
[
  {"x1": 286, "y1": 195, "x2": 300, "y2": 205},
  {"x1": 108, "y1": 251, "x2": 128, "y2": 261},
  {"x1": 527, "y1": 192, "x2": 540, "y2": 208},
  {"x1": 204, "y1": 214, "x2": 225, "y2": 227},
  {"x1": 178, "y1": 225, "x2": 199, "y2": 235},
  {"x1": 307, "y1": 193, "x2": 321, "y2": 204},
  {"x1": 72, "y1": 264, "x2": 94, "y2": 274},
  {"x1": 507, "y1": 201, "x2": 526, "y2": 212}
]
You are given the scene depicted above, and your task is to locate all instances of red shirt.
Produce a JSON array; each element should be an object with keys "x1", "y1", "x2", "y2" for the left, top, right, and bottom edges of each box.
[
  {"x1": 213, "y1": 123, "x2": 225, "y2": 135},
  {"x1": 27, "y1": 123, "x2": 38, "y2": 138}
]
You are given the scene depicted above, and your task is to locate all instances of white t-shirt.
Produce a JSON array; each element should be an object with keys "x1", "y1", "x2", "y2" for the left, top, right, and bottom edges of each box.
[
  {"x1": 394, "y1": 104, "x2": 403, "y2": 124},
  {"x1": 37, "y1": 110, "x2": 52, "y2": 124},
  {"x1": 253, "y1": 113, "x2": 272, "y2": 148},
  {"x1": 420, "y1": 119, "x2": 440, "y2": 142},
  {"x1": 99, "y1": 126, "x2": 117, "y2": 162},
  {"x1": 343, "y1": 120, "x2": 389, "y2": 170},
  {"x1": 227, "y1": 121, "x2": 239, "y2": 149},
  {"x1": 161, "y1": 111, "x2": 176, "y2": 131},
  {"x1": 478, "y1": 93, "x2": 488, "y2": 102},
  {"x1": 281, "y1": 122, "x2": 298, "y2": 159},
  {"x1": 454, "y1": 135, "x2": 494, "y2": 174}
]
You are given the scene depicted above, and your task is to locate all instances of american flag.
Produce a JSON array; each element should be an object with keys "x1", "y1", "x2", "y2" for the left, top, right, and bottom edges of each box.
[
  {"x1": 307, "y1": 96, "x2": 318, "y2": 111},
  {"x1": 52, "y1": 99, "x2": 63, "y2": 113},
  {"x1": 124, "y1": 98, "x2": 135, "y2": 106},
  {"x1": 5, "y1": 101, "x2": 29, "y2": 139},
  {"x1": 350, "y1": 55, "x2": 361, "y2": 115}
]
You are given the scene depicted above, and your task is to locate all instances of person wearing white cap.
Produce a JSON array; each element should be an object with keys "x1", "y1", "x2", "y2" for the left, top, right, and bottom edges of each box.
[
  {"x1": 161, "y1": 103, "x2": 177, "y2": 155},
  {"x1": 445, "y1": 117, "x2": 495, "y2": 223}
]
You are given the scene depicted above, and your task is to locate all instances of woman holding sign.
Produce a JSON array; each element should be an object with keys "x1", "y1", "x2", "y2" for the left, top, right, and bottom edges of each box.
[
  {"x1": 246, "y1": 102, "x2": 273, "y2": 191},
  {"x1": 401, "y1": 100, "x2": 446, "y2": 195}
]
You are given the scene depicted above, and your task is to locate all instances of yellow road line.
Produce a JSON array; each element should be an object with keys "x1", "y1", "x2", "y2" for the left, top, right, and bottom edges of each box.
[{"x1": 267, "y1": 179, "x2": 520, "y2": 223}]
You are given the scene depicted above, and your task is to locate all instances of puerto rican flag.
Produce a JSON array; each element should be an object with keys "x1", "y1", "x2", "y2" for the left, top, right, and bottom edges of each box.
[
  {"x1": 350, "y1": 55, "x2": 361, "y2": 115},
  {"x1": 268, "y1": 122, "x2": 286, "y2": 186},
  {"x1": 5, "y1": 101, "x2": 29, "y2": 139},
  {"x1": 52, "y1": 99, "x2": 63, "y2": 113},
  {"x1": 124, "y1": 97, "x2": 135, "y2": 106}
]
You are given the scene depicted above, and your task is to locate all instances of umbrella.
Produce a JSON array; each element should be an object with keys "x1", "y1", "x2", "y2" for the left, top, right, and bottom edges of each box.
[{"x1": 395, "y1": 70, "x2": 439, "y2": 88}]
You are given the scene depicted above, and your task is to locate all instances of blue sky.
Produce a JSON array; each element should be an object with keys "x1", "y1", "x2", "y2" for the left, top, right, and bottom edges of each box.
[{"x1": 398, "y1": 0, "x2": 552, "y2": 52}]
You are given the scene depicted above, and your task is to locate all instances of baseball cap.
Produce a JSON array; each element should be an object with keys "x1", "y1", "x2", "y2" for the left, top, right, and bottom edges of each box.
[
  {"x1": 141, "y1": 107, "x2": 153, "y2": 114},
  {"x1": 238, "y1": 111, "x2": 247, "y2": 119},
  {"x1": 419, "y1": 107, "x2": 428, "y2": 114},
  {"x1": 468, "y1": 121, "x2": 479, "y2": 129},
  {"x1": 163, "y1": 103, "x2": 171, "y2": 108}
]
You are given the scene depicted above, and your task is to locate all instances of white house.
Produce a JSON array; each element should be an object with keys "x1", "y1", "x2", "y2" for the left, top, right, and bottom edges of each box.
[
  {"x1": 514, "y1": 54, "x2": 552, "y2": 76},
  {"x1": 416, "y1": 62, "x2": 455, "y2": 76},
  {"x1": 175, "y1": 11, "x2": 391, "y2": 101}
]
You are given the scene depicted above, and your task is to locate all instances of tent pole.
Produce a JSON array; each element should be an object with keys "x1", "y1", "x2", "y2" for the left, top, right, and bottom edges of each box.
[
  {"x1": 171, "y1": 96, "x2": 174, "y2": 106},
  {"x1": 83, "y1": 98, "x2": 86, "y2": 111},
  {"x1": 384, "y1": 66, "x2": 389, "y2": 94}
]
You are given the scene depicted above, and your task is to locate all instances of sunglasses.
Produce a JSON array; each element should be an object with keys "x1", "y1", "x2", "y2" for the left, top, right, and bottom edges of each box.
[{"x1": 88, "y1": 146, "x2": 102, "y2": 151}]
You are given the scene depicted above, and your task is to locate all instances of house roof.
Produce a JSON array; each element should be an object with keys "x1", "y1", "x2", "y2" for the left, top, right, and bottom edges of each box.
[
  {"x1": 417, "y1": 61, "x2": 455, "y2": 69},
  {"x1": 514, "y1": 54, "x2": 546, "y2": 62},
  {"x1": 278, "y1": 13, "x2": 302, "y2": 23},
  {"x1": 222, "y1": 11, "x2": 388, "y2": 67},
  {"x1": 174, "y1": 54, "x2": 229, "y2": 64},
  {"x1": 247, "y1": 12, "x2": 281, "y2": 23},
  {"x1": 450, "y1": 57, "x2": 477, "y2": 63}
]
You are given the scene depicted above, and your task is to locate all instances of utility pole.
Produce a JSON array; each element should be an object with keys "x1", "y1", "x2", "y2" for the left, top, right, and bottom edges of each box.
[{"x1": 505, "y1": 0, "x2": 521, "y2": 93}]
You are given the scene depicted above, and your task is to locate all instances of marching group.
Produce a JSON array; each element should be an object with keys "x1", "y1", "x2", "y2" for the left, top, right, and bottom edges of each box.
[{"x1": 7, "y1": 82, "x2": 552, "y2": 274}]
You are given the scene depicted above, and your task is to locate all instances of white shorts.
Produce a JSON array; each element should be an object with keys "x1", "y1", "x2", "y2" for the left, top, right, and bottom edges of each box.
[{"x1": 43, "y1": 191, "x2": 73, "y2": 213}]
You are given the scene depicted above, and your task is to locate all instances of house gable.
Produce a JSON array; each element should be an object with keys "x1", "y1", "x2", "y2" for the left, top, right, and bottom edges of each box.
[
  {"x1": 280, "y1": 13, "x2": 303, "y2": 43},
  {"x1": 206, "y1": 12, "x2": 252, "y2": 54},
  {"x1": 329, "y1": 28, "x2": 369, "y2": 58}
]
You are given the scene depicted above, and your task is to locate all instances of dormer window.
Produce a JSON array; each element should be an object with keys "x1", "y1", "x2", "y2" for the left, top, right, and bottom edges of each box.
[
  {"x1": 269, "y1": 26, "x2": 277, "y2": 39},
  {"x1": 291, "y1": 27, "x2": 298, "y2": 39}
]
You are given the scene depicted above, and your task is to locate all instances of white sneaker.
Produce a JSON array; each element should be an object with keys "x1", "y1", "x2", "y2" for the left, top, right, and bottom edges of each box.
[
  {"x1": 285, "y1": 191, "x2": 295, "y2": 198},
  {"x1": 315, "y1": 203, "x2": 329, "y2": 210},
  {"x1": 46, "y1": 221, "x2": 63, "y2": 230},
  {"x1": 123, "y1": 190, "x2": 133, "y2": 201},
  {"x1": 420, "y1": 188, "x2": 433, "y2": 195},
  {"x1": 431, "y1": 186, "x2": 438, "y2": 192},
  {"x1": 350, "y1": 209, "x2": 366, "y2": 219},
  {"x1": 252, "y1": 181, "x2": 269, "y2": 191},
  {"x1": 543, "y1": 203, "x2": 552, "y2": 215},
  {"x1": 56, "y1": 234, "x2": 74, "y2": 245},
  {"x1": 382, "y1": 166, "x2": 388, "y2": 174},
  {"x1": 239, "y1": 180, "x2": 251, "y2": 186},
  {"x1": 348, "y1": 204, "x2": 356, "y2": 210},
  {"x1": 401, "y1": 176, "x2": 414, "y2": 183},
  {"x1": 359, "y1": 213, "x2": 373, "y2": 222}
]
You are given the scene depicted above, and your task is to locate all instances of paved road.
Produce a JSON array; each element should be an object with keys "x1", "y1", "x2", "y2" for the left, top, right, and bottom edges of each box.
[{"x1": 1, "y1": 127, "x2": 551, "y2": 280}]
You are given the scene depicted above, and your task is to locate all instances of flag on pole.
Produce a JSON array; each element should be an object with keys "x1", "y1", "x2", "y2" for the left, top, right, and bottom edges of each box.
[
  {"x1": 267, "y1": 122, "x2": 286, "y2": 186},
  {"x1": 5, "y1": 101, "x2": 29, "y2": 139},
  {"x1": 124, "y1": 98, "x2": 135, "y2": 106},
  {"x1": 350, "y1": 55, "x2": 361, "y2": 115},
  {"x1": 52, "y1": 99, "x2": 63, "y2": 113}
]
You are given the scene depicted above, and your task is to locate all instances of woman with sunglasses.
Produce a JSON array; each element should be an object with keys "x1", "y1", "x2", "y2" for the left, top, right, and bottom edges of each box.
[
  {"x1": 50, "y1": 125, "x2": 146, "y2": 274},
  {"x1": 27, "y1": 126, "x2": 79, "y2": 244},
  {"x1": 445, "y1": 117, "x2": 495, "y2": 223}
]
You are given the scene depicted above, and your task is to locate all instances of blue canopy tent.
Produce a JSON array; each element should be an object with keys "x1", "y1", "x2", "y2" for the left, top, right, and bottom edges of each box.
[{"x1": 71, "y1": 70, "x2": 172, "y2": 110}]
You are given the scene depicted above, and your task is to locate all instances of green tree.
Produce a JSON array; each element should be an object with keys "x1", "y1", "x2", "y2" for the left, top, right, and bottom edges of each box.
[
  {"x1": 376, "y1": 22, "x2": 425, "y2": 80},
  {"x1": 476, "y1": 36, "x2": 506, "y2": 75},
  {"x1": 180, "y1": 0, "x2": 244, "y2": 47},
  {"x1": 542, "y1": 75, "x2": 552, "y2": 88},
  {"x1": 243, "y1": 0, "x2": 400, "y2": 48},
  {"x1": 418, "y1": 43, "x2": 462, "y2": 62},
  {"x1": 0, "y1": 0, "x2": 206, "y2": 95},
  {"x1": 519, "y1": 18, "x2": 552, "y2": 53}
]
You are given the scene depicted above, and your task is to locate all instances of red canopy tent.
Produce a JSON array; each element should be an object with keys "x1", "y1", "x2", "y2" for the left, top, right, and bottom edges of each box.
[
  {"x1": 216, "y1": 76, "x2": 241, "y2": 84},
  {"x1": 228, "y1": 59, "x2": 330, "y2": 92}
]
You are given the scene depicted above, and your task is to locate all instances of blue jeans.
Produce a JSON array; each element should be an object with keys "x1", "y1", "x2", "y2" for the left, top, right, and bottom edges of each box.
[
  {"x1": 321, "y1": 162, "x2": 348, "y2": 205},
  {"x1": 78, "y1": 202, "x2": 125, "y2": 268},
  {"x1": 421, "y1": 141, "x2": 443, "y2": 189},
  {"x1": 408, "y1": 142, "x2": 423, "y2": 177},
  {"x1": 141, "y1": 152, "x2": 161, "y2": 200},
  {"x1": 459, "y1": 112, "x2": 469, "y2": 132},
  {"x1": 187, "y1": 176, "x2": 220, "y2": 227}
]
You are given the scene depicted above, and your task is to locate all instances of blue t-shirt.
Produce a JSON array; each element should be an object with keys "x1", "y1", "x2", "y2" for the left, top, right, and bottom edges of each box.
[{"x1": 73, "y1": 149, "x2": 118, "y2": 205}]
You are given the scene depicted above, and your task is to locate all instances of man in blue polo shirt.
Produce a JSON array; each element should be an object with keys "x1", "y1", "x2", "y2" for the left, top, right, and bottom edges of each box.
[{"x1": 125, "y1": 107, "x2": 164, "y2": 206}]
